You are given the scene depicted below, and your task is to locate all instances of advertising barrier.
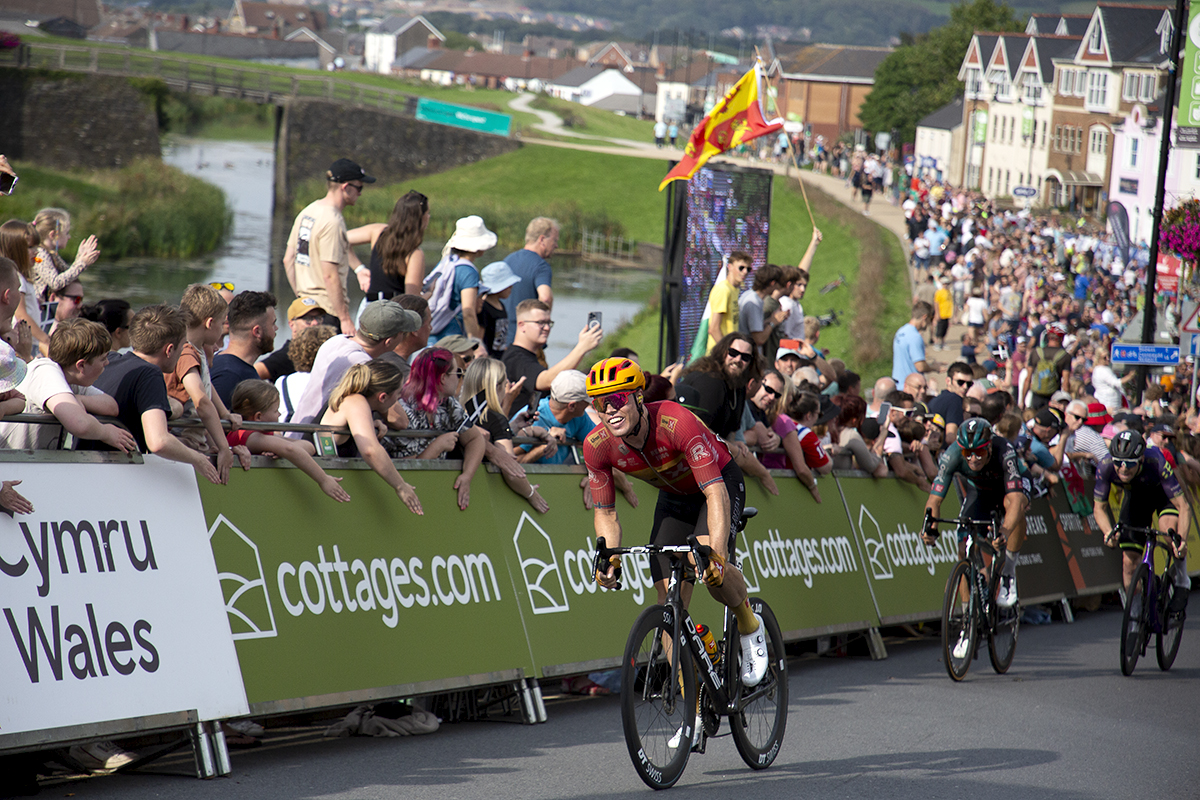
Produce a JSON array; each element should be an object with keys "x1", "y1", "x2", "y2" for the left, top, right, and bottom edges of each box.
[
  {"x1": 0, "y1": 457, "x2": 248, "y2": 743},
  {"x1": 1015, "y1": 495, "x2": 1079, "y2": 603}
]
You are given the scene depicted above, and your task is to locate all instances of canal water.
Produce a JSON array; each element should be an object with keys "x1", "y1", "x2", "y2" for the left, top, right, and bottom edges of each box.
[{"x1": 82, "y1": 137, "x2": 654, "y2": 364}]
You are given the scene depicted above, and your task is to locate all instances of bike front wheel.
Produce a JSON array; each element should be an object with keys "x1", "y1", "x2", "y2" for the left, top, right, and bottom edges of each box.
[
  {"x1": 620, "y1": 604, "x2": 697, "y2": 790},
  {"x1": 988, "y1": 569, "x2": 1020, "y2": 674},
  {"x1": 729, "y1": 598, "x2": 788, "y2": 770},
  {"x1": 942, "y1": 561, "x2": 978, "y2": 681},
  {"x1": 1156, "y1": 576, "x2": 1184, "y2": 671},
  {"x1": 1120, "y1": 564, "x2": 1150, "y2": 676}
]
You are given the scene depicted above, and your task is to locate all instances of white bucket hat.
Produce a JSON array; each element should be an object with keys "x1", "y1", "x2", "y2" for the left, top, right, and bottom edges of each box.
[
  {"x1": 445, "y1": 215, "x2": 498, "y2": 253},
  {"x1": 0, "y1": 341, "x2": 26, "y2": 392}
]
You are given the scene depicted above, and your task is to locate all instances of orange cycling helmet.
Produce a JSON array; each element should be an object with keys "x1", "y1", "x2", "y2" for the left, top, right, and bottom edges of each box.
[{"x1": 586, "y1": 357, "x2": 646, "y2": 396}]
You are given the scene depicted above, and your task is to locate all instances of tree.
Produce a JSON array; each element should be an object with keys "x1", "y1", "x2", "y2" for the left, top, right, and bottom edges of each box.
[{"x1": 859, "y1": 0, "x2": 1023, "y2": 144}]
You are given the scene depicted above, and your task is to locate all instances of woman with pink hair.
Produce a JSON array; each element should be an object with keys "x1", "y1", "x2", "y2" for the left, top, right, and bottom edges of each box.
[{"x1": 391, "y1": 348, "x2": 488, "y2": 510}]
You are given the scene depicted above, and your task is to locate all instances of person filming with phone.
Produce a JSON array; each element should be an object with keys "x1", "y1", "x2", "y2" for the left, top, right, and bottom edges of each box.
[{"x1": 501, "y1": 299, "x2": 602, "y2": 412}]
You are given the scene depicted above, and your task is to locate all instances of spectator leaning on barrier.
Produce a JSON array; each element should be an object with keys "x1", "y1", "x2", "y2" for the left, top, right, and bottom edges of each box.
[
  {"x1": 283, "y1": 157, "x2": 375, "y2": 336},
  {"x1": 0, "y1": 318, "x2": 135, "y2": 452},
  {"x1": 749, "y1": 374, "x2": 830, "y2": 502},
  {"x1": 211, "y1": 291, "x2": 278, "y2": 408},
  {"x1": 86, "y1": 305, "x2": 221, "y2": 484},
  {"x1": 392, "y1": 347, "x2": 488, "y2": 511},
  {"x1": 256, "y1": 297, "x2": 326, "y2": 382},
  {"x1": 288, "y1": 299, "x2": 421, "y2": 435},
  {"x1": 276, "y1": 324, "x2": 336, "y2": 424},
  {"x1": 677, "y1": 331, "x2": 779, "y2": 496},
  {"x1": 226, "y1": 379, "x2": 351, "y2": 503},
  {"x1": 0, "y1": 339, "x2": 33, "y2": 515},
  {"x1": 830, "y1": 394, "x2": 887, "y2": 477},
  {"x1": 928, "y1": 361, "x2": 970, "y2": 444},
  {"x1": 501, "y1": 217, "x2": 558, "y2": 346},
  {"x1": 521, "y1": 369, "x2": 595, "y2": 466},
  {"x1": 167, "y1": 284, "x2": 241, "y2": 482},
  {"x1": 502, "y1": 298, "x2": 603, "y2": 413},
  {"x1": 318, "y1": 360, "x2": 423, "y2": 514}
]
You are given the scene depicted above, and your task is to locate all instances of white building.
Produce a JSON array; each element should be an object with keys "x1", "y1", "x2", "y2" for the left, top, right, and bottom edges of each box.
[
  {"x1": 914, "y1": 97, "x2": 964, "y2": 185},
  {"x1": 544, "y1": 65, "x2": 642, "y2": 107},
  {"x1": 1109, "y1": 101, "x2": 1200, "y2": 245},
  {"x1": 364, "y1": 15, "x2": 442, "y2": 75}
]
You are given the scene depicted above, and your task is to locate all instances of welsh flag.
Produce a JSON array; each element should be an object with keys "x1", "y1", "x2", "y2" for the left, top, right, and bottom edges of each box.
[{"x1": 658, "y1": 61, "x2": 783, "y2": 191}]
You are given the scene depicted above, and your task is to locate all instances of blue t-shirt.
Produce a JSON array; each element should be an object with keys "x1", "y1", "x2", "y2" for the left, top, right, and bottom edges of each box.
[
  {"x1": 1073, "y1": 273, "x2": 1091, "y2": 300},
  {"x1": 432, "y1": 261, "x2": 481, "y2": 339},
  {"x1": 501, "y1": 249, "x2": 553, "y2": 345},
  {"x1": 210, "y1": 353, "x2": 260, "y2": 408},
  {"x1": 891, "y1": 322, "x2": 925, "y2": 383},
  {"x1": 1028, "y1": 436, "x2": 1056, "y2": 469},
  {"x1": 516, "y1": 397, "x2": 596, "y2": 465},
  {"x1": 925, "y1": 228, "x2": 947, "y2": 255}
]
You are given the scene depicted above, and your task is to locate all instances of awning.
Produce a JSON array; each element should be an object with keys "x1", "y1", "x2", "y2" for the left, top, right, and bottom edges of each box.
[{"x1": 1061, "y1": 170, "x2": 1103, "y2": 187}]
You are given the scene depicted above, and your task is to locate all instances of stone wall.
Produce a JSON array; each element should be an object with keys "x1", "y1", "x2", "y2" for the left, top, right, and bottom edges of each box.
[
  {"x1": 0, "y1": 71, "x2": 161, "y2": 168},
  {"x1": 277, "y1": 99, "x2": 521, "y2": 203}
]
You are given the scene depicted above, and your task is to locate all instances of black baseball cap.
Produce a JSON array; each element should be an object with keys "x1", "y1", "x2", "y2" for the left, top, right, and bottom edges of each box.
[{"x1": 328, "y1": 158, "x2": 375, "y2": 184}]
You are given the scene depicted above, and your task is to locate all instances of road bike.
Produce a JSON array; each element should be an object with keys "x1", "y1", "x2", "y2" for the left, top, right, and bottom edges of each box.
[
  {"x1": 925, "y1": 510, "x2": 1020, "y2": 681},
  {"x1": 594, "y1": 508, "x2": 788, "y2": 790},
  {"x1": 1116, "y1": 524, "x2": 1186, "y2": 676}
]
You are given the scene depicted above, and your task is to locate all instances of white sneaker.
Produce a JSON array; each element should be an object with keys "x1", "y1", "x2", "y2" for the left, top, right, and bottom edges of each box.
[
  {"x1": 952, "y1": 631, "x2": 970, "y2": 660},
  {"x1": 668, "y1": 722, "x2": 687, "y2": 749},
  {"x1": 740, "y1": 613, "x2": 769, "y2": 687},
  {"x1": 997, "y1": 575, "x2": 1018, "y2": 608},
  {"x1": 68, "y1": 741, "x2": 136, "y2": 771},
  {"x1": 226, "y1": 719, "x2": 265, "y2": 737}
]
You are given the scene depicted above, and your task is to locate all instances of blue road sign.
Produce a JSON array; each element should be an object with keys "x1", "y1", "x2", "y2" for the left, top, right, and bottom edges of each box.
[{"x1": 1111, "y1": 343, "x2": 1181, "y2": 365}]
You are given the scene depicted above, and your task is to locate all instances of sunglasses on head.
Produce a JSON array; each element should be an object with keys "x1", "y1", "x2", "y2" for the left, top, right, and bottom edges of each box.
[
  {"x1": 592, "y1": 390, "x2": 637, "y2": 413},
  {"x1": 728, "y1": 349, "x2": 754, "y2": 362},
  {"x1": 209, "y1": 281, "x2": 235, "y2": 292},
  {"x1": 1113, "y1": 457, "x2": 1141, "y2": 470}
]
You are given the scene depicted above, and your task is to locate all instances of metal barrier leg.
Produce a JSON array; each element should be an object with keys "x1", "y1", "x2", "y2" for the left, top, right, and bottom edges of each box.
[
  {"x1": 1059, "y1": 597, "x2": 1075, "y2": 624},
  {"x1": 210, "y1": 722, "x2": 232, "y2": 776},
  {"x1": 527, "y1": 678, "x2": 547, "y2": 723},
  {"x1": 518, "y1": 680, "x2": 537, "y2": 724},
  {"x1": 865, "y1": 627, "x2": 888, "y2": 660},
  {"x1": 189, "y1": 722, "x2": 215, "y2": 779}
]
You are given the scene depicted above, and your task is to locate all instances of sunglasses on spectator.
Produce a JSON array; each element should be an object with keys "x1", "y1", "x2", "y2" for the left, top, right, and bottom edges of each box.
[
  {"x1": 592, "y1": 390, "x2": 638, "y2": 413},
  {"x1": 954, "y1": 378, "x2": 973, "y2": 387},
  {"x1": 1113, "y1": 458, "x2": 1141, "y2": 470},
  {"x1": 760, "y1": 385, "x2": 781, "y2": 399},
  {"x1": 728, "y1": 349, "x2": 754, "y2": 362},
  {"x1": 209, "y1": 282, "x2": 235, "y2": 292}
]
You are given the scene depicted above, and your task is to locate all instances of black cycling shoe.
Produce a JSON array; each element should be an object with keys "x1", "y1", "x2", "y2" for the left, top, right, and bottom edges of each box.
[{"x1": 1169, "y1": 586, "x2": 1189, "y2": 620}]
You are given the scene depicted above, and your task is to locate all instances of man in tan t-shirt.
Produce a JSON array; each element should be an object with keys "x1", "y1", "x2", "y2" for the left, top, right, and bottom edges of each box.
[{"x1": 283, "y1": 158, "x2": 375, "y2": 336}]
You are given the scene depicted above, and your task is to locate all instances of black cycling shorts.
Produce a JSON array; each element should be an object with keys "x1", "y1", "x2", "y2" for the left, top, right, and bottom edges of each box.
[
  {"x1": 647, "y1": 461, "x2": 745, "y2": 584},
  {"x1": 1113, "y1": 483, "x2": 1178, "y2": 552}
]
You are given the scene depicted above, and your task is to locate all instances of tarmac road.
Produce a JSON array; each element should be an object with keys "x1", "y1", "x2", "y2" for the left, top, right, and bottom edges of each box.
[{"x1": 41, "y1": 603, "x2": 1199, "y2": 800}]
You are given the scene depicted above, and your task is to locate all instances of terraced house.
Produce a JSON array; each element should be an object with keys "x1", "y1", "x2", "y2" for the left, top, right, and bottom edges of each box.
[{"x1": 955, "y1": 3, "x2": 1175, "y2": 213}]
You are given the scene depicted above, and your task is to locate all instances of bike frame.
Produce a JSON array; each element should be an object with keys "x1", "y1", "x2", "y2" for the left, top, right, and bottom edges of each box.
[
  {"x1": 1118, "y1": 524, "x2": 1180, "y2": 637},
  {"x1": 931, "y1": 512, "x2": 1005, "y2": 628}
]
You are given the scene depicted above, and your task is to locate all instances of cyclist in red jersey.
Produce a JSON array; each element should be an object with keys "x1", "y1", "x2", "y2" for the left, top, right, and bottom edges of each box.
[{"x1": 584, "y1": 357, "x2": 768, "y2": 686}]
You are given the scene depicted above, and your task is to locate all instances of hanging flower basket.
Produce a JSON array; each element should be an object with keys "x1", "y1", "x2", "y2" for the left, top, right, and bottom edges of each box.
[{"x1": 1160, "y1": 198, "x2": 1200, "y2": 262}]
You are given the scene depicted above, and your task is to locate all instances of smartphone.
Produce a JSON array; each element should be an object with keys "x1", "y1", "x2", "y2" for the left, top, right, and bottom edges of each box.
[
  {"x1": 0, "y1": 173, "x2": 15, "y2": 195},
  {"x1": 876, "y1": 402, "x2": 892, "y2": 423},
  {"x1": 587, "y1": 311, "x2": 602, "y2": 330},
  {"x1": 313, "y1": 431, "x2": 338, "y2": 458},
  {"x1": 526, "y1": 391, "x2": 542, "y2": 417}
]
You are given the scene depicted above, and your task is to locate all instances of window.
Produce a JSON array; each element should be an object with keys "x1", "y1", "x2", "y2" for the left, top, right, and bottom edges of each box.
[
  {"x1": 1024, "y1": 80, "x2": 1042, "y2": 105},
  {"x1": 1123, "y1": 72, "x2": 1139, "y2": 102},
  {"x1": 1088, "y1": 23, "x2": 1103, "y2": 54},
  {"x1": 1130, "y1": 138, "x2": 1139, "y2": 167},
  {"x1": 966, "y1": 68, "x2": 983, "y2": 97},
  {"x1": 1140, "y1": 74, "x2": 1156, "y2": 102},
  {"x1": 1054, "y1": 125, "x2": 1062, "y2": 151},
  {"x1": 1195, "y1": 152, "x2": 1200, "y2": 179},
  {"x1": 1041, "y1": 120, "x2": 1047, "y2": 147},
  {"x1": 1009, "y1": 116, "x2": 1015, "y2": 144},
  {"x1": 990, "y1": 69, "x2": 1011, "y2": 101},
  {"x1": 1060, "y1": 69, "x2": 1074, "y2": 95},
  {"x1": 988, "y1": 167, "x2": 994, "y2": 192},
  {"x1": 1090, "y1": 127, "x2": 1108, "y2": 155},
  {"x1": 1087, "y1": 71, "x2": 1109, "y2": 108},
  {"x1": 1005, "y1": 170, "x2": 1011, "y2": 194}
]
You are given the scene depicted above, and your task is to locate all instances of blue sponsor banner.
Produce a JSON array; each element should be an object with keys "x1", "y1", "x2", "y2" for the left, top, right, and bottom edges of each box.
[{"x1": 415, "y1": 98, "x2": 511, "y2": 137}]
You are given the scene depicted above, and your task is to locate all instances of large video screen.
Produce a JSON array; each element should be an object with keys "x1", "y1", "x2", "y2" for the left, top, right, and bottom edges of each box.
[{"x1": 677, "y1": 164, "x2": 773, "y2": 361}]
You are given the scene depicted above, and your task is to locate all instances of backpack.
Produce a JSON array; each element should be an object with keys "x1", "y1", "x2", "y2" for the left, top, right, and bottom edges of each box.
[
  {"x1": 1030, "y1": 347, "x2": 1061, "y2": 396},
  {"x1": 423, "y1": 254, "x2": 473, "y2": 334}
]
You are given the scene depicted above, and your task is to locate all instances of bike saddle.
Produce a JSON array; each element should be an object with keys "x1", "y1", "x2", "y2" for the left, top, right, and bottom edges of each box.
[{"x1": 737, "y1": 507, "x2": 758, "y2": 531}]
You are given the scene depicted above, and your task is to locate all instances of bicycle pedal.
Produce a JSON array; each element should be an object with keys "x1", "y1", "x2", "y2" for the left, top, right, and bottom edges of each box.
[{"x1": 690, "y1": 714, "x2": 706, "y2": 753}]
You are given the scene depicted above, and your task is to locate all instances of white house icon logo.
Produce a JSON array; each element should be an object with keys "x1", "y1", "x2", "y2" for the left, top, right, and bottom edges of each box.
[
  {"x1": 512, "y1": 512, "x2": 570, "y2": 615},
  {"x1": 207, "y1": 514, "x2": 278, "y2": 640},
  {"x1": 858, "y1": 505, "x2": 894, "y2": 580}
]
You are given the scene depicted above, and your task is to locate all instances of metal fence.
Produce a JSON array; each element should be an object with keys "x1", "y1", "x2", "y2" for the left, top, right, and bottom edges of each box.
[
  {"x1": 579, "y1": 228, "x2": 639, "y2": 264},
  {"x1": 2, "y1": 41, "x2": 420, "y2": 116}
]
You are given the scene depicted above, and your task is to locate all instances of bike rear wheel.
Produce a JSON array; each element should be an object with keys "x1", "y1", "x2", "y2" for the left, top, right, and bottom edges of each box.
[
  {"x1": 1120, "y1": 564, "x2": 1150, "y2": 676},
  {"x1": 942, "y1": 561, "x2": 978, "y2": 681},
  {"x1": 729, "y1": 599, "x2": 788, "y2": 770},
  {"x1": 621, "y1": 604, "x2": 697, "y2": 790},
  {"x1": 1156, "y1": 575, "x2": 1184, "y2": 671},
  {"x1": 988, "y1": 566, "x2": 1020, "y2": 674}
]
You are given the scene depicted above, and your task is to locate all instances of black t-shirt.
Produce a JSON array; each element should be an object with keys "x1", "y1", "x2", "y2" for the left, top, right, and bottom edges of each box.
[
  {"x1": 258, "y1": 340, "x2": 293, "y2": 382},
  {"x1": 502, "y1": 344, "x2": 545, "y2": 413},
  {"x1": 210, "y1": 353, "x2": 260, "y2": 408},
  {"x1": 479, "y1": 300, "x2": 508, "y2": 357},
  {"x1": 675, "y1": 370, "x2": 745, "y2": 439},
  {"x1": 87, "y1": 351, "x2": 171, "y2": 453},
  {"x1": 365, "y1": 241, "x2": 408, "y2": 300},
  {"x1": 928, "y1": 389, "x2": 965, "y2": 428}
]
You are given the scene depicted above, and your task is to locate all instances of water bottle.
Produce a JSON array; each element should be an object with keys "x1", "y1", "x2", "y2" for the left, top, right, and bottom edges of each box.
[{"x1": 696, "y1": 624, "x2": 720, "y2": 665}]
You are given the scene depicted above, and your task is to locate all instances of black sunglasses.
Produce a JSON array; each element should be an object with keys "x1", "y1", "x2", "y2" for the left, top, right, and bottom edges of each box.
[
  {"x1": 761, "y1": 385, "x2": 781, "y2": 399},
  {"x1": 728, "y1": 349, "x2": 754, "y2": 362}
]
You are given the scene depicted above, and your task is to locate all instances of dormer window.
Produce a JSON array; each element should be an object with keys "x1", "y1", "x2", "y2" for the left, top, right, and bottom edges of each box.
[{"x1": 1088, "y1": 23, "x2": 1102, "y2": 54}]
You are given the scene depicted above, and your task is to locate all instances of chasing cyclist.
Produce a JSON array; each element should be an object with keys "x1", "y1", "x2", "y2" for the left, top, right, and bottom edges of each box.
[
  {"x1": 583, "y1": 357, "x2": 768, "y2": 687},
  {"x1": 922, "y1": 418, "x2": 1029, "y2": 610},
  {"x1": 1092, "y1": 429, "x2": 1190, "y2": 620}
]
